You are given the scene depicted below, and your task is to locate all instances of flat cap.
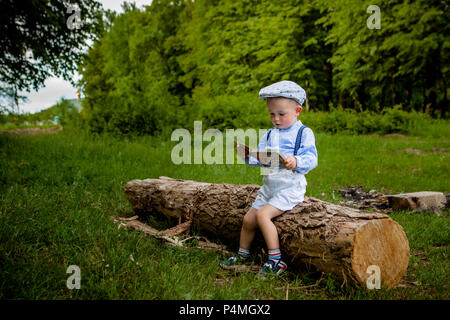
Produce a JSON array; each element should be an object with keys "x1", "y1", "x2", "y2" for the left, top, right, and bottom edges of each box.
[{"x1": 259, "y1": 80, "x2": 306, "y2": 106}]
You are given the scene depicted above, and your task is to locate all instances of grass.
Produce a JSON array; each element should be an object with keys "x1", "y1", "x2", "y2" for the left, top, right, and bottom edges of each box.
[{"x1": 0, "y1": 126, "x2": 449, "y2": 299}]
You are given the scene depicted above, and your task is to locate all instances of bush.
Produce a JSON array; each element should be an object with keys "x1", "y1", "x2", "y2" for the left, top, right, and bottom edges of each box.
[
  {"x1": 187, "y1": 93, "x2": 270, "y2": 132},
  {"x1": 170, "y1": 97, "x2": 449, "y2": 138},
  {"x1": 301, "y1": 105, "x2": 439, "y2": 136},
  {"x1": 79, "y1": 92, "x2": 449, "y2": 138}
]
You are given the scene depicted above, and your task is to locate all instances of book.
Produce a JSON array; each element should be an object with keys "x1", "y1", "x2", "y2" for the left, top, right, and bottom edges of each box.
[{"x1": 236, "y1": 139, "x2": 287, "y2": 168}]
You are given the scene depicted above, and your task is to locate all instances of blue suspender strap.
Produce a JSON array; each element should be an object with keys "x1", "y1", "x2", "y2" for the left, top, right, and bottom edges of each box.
[
  {"x1": 294, "y1": 125, "x2": 307, "y2": 155},
  {"x1": 266, "y1": 125, "x2": 307, "y2": 155}
]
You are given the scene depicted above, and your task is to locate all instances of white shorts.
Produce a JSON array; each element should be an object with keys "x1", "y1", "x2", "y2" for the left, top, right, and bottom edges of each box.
[{"x1": 251, "y1": 168, "x2": 307, "y2": 212}]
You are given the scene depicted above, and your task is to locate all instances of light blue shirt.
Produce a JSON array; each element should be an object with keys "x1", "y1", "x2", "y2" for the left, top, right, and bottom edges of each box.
[{"x1": 245, "y1": 120, "x2": 318, "y2": 175}]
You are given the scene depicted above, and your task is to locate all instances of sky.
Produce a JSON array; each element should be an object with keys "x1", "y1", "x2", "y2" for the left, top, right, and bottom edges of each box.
[{"x1": 17, "y1": 0, "x2": 152, "y2": 114}]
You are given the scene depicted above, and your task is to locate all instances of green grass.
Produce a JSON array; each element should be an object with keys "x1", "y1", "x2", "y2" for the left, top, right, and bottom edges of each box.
[{"x1": 0, "y1": 126, "x2": 448, "y2": 299}]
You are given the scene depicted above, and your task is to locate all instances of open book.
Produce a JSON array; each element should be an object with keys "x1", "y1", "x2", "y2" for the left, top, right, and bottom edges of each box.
[{"x1": 236, "y1": 139, "x2": 287, "y2": 168}]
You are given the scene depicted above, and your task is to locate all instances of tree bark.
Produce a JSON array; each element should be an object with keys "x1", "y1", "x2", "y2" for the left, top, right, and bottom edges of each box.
[{"x1": 124, "y1": 176, "x2": 410, "y2": 288}]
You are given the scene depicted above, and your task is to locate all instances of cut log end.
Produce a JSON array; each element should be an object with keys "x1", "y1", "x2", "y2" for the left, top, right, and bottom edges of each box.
[{"x1": 351, "y1": 219, "x2": 410, "y2": 289}]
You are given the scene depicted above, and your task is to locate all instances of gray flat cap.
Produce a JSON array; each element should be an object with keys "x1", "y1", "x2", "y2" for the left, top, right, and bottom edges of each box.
[{"x1": 259, "y1": 80, "x2": 306, "y2": 106}]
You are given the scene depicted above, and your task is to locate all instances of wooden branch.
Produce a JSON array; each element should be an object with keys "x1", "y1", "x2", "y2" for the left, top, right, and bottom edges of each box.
[{"x1": 112, "y1": 216, "x2": 229, "y2": 254}]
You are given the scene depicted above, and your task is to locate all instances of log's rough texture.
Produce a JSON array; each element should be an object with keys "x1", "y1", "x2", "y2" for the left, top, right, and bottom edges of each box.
[{"x1": 125, "y1": 176, "x2": 410, "y2": 288}]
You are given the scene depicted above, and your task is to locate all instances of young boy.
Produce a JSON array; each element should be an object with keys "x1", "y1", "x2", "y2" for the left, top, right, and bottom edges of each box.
[{"x1": 221, "y1": 80, "x2": 318, "y2": 278}]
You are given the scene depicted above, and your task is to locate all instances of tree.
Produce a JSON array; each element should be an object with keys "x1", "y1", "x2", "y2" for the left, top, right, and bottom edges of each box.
[
  {"x1": 0, "y1": 0, "x2": 103, "y2": 109},
  {"x1": 79, "y1": 1, "x2": 188, "y2": 136},
  {"x1": 79, "y1": 0, "x2": 449, "y2": 135},
  {"x1": 177, "y1": 0, "x2": 331, "y2": 109},
  {"x1": 316, "y1": 0, "x2": 449, "y2": 115}
]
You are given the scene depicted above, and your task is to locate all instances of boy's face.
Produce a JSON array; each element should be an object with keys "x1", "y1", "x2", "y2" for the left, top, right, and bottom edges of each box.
[{"x1": 267, "y1": 97, "x2": 302, "y2": 129}]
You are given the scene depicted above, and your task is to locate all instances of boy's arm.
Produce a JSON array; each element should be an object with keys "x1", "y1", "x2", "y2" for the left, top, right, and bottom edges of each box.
[{"x1": 293, "y1": 128, "x2": 318, "y2": 174}]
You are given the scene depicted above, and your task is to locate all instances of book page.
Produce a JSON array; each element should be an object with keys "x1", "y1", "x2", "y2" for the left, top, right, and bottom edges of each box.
[
  {"x1": 251, "y1": 148, "x2": 286, "y2": 167},
  {"x1": 236, "y1": 139, "x2": 286, "y2": 168}
]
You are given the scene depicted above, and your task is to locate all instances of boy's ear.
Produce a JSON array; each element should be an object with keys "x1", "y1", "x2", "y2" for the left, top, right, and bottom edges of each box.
[{"x1": 297, "y1": 105, "x2": 302, "y2": 115}]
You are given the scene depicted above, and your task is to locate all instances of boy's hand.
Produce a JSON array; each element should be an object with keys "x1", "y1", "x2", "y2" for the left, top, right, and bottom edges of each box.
[
  {"x1": 236, "y1": 143, "x2": 249, "y2": 159},
  {"x1": 282, "y1": 156, "x2": 297, "y2": 170}
]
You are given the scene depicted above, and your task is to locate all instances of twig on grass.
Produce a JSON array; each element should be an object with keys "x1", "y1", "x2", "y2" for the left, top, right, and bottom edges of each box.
[
  {"x1": 276, "y1": 283, "x2": 319, "y2": 291},
  {"x1": 111, "y1": 215, "x2": 231, "y2": 255},
  {"x1": 286, "y1": 283, "x2": 289, "y2": 300}
]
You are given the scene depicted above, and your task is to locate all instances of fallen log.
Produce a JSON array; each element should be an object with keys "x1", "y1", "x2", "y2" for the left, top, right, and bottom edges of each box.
[
  {"x1": 124, "y1": 176, "x2": 410, "y2": 288},
  {"x1": 385, "y1": 191, "x2": 446, "y2": 212}
]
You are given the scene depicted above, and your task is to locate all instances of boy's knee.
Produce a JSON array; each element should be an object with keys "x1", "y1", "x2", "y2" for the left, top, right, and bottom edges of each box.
[
  {"x1": 255, "y1": 205, "x2": 283, "y2": 224},
  {"x1": 242, "y1": 209, "x2": 257, "y2": 229},
  {"x1": 255, "y1": 209, "x2": 269, "y2": 224}
]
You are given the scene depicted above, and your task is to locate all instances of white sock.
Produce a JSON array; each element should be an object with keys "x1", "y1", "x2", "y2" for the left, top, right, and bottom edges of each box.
[
  {"x1": 268, "y1": 249, "x2": 281, "y2": 262},
  {"x1": 238, "y1": 248, "x2": 250, "y2": 257}
]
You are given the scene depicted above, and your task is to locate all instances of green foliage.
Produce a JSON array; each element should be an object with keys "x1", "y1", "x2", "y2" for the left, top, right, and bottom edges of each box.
[
  {"x1": 0, "y1": 0, "x2": 103, "y2": 106},
  {"x1": 0, "y1": 98, "x2": 83, "y2": 130},
  {"x1": 316, "y1": 0, "x2": 449, "y2": 115},
  {"x1": 299, "y1": 106, "x2": 444, "y2": 136},
  {"x1": 191, "y1": 93, "x2": 270, "y2": 131},
  {"x1": 379, "y1": 105, "x2": 418, "y2": 134},
  {"x1": 28, "y1": 98, "x2": 81, "y2": 127},
  {"x1": 79, "y1": 1, "x2": 186, "y2": 137},
  {"x1": 177, "y1": 0, "x2": 329, "y2": 106},
  {"x1": 79, "y1": 0, "x2": 449, "y2": 136},
  {"x1": 167, "y1": 93, "x2": 447, "y2": 137}
]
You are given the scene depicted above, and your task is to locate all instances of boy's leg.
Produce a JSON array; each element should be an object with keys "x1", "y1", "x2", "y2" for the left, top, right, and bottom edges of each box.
[
  {"x1": 255, "y1": 204, "x2": 284, "y2": 250},
  {"x1": 220, "y1": 207, "x2": 258, "y2": 268},
  {"x1": 239, "y1": 207, "x2": 258, "y2": 250},
  {"x1": 255, "y1": 204, "x2": 288, "y2": 277}
]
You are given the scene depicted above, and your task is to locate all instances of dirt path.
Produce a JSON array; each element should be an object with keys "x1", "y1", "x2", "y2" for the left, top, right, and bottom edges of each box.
[{"x1": 0, "y1": 127, "x2": 63, "y2": 135}]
